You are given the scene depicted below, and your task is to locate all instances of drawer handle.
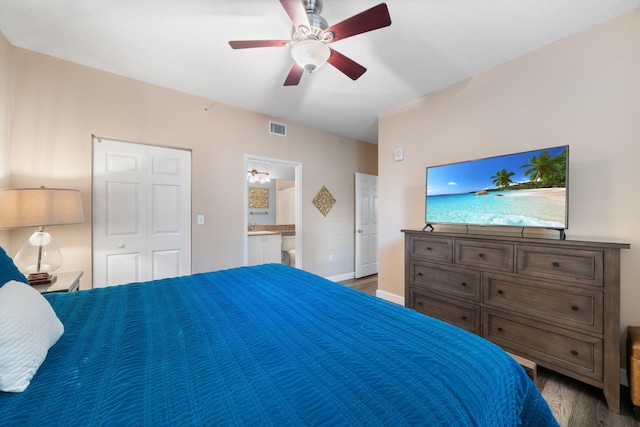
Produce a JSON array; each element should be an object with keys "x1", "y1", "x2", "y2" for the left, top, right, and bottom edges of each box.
[
  {"x1": 461, "y1": 282, "x2": 467, "y2": 287},
  {"x1": 497, "y1": 327, "x2": 504, "y2": 332},
  {"x1": 571, "y1": 305, "x2": 579, "y2": 311},
  {"x1": 417, "y1": 272, "x2": 423, "y2": 276},
  {"x1": 478, "y1": 253, "x2": 485, "y2": 258},
  {"x1": 571, "y1": 350, "x2": 579, "y2": 356},
  {"x1": 426, "y1": 247, "x2": 432, "y2": 251},
  {"x1": 497, "y1": 289, "x2": 504, "y2": 295},
  {"x1": 552, "y1": 261, "x2": 560, "y2": 267},
  {"x1": 417, "y1": 302, "x2": 423, "y2": 306},
  {"x1": 461, "y1": 316, "x2": 467, "y2": 321}
]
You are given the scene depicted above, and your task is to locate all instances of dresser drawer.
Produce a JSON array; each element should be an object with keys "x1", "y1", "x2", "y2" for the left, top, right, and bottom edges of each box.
[
  {"x1": 411, "y1": 289, "x2": 479, "y2": 334},
  {"x1": 409, "y1": 261, "x2": 480, "y2": 302},
  {"x1": 407, "y1": 235, "x2": 453, "y2": 263},
  {"x1": 455, "y1": 239, "x2": 514, "y2": 272},
  {"x1": 403, "y1": 230, "x2": 629, "y2": 413},
  {"x1": 517, "y1": 245, "x2": 603, "y2": 287},
  {"x1": 484, "y1": 273, "x2": 603, "y2": 333},
  {"x1": 484, "y1": 310, "x2": 603, "y2": 381}
]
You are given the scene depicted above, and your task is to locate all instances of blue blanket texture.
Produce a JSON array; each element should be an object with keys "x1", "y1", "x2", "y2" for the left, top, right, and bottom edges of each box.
[{"x1": 0, "y1": 264, "x2": 558, "y2": 426}]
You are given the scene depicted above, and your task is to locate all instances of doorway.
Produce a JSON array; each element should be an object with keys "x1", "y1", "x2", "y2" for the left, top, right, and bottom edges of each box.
[
  {"x1": 244, "y1": 155, "x2": 302, "y2": 268},
  {"x1": 92, "y1": 136, "x2": 192, "y2": 287}
]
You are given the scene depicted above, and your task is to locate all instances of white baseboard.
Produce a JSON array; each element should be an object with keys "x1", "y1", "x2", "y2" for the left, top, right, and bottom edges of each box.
[
  {"x1": 327, "y1": 273, "x2": 404, "y2": 305},
  {"x1": 376, "y1": 289, "x2": 405, "y2": 306},
  {"x1": 326, "y1": 272, "x2": 355, "y2": 282}
]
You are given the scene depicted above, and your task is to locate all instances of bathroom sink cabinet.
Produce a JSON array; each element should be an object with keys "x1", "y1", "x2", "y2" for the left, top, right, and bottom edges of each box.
[{"x1": 248, "y1": 233, "x2": 282, "y2": 266}]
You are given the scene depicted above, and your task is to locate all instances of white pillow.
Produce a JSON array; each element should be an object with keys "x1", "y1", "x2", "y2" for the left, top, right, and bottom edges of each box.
[{"x1": 0, "y1": 281, "x2": 64, "y2": 392}]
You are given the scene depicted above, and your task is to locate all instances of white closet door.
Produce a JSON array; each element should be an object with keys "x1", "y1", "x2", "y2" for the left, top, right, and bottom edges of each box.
[{"x1": 93, "y1": 137, "x2": 191, "y2": 287}]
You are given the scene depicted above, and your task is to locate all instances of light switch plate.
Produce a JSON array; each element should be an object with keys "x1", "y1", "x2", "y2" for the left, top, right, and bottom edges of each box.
[
  {"x1": 197, "y1": 215, "x2": 205, "y2": 225},
  {"x1": 394, "y1": 148, "x2": 404, "y2": 161}
]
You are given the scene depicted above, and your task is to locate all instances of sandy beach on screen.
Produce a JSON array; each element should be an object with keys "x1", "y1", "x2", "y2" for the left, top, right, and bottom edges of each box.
[{"x1": 503, "y1": 187, "x2": 566, "y2": 202}]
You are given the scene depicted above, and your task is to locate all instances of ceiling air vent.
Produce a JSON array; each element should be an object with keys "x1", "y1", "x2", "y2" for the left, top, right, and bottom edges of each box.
[{"x1": 269, "y1": 121, "x2": 287, "y2": 137}]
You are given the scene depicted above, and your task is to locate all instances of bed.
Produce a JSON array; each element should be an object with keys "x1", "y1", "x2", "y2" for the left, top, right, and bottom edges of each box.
[{"x1": 0, "y1": 262, "x2": 558, "y2": 426}]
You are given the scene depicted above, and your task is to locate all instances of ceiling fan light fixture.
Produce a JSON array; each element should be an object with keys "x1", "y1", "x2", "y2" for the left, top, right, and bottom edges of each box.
[
  {"x1": 291, "y1": 39, "x2": 330, "y2": 73},
  {"x1": 229, "y1": 1, "x2": 391, "y2": 86}
]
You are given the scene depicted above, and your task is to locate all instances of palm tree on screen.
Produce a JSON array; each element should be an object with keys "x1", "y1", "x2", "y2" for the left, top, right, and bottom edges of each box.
[
  {"x1": 491, "y1": 169, "x2": 515, "y2": 189},
  {"x1": 521, "y1": 151, "x2": 557, "y2": 186}
]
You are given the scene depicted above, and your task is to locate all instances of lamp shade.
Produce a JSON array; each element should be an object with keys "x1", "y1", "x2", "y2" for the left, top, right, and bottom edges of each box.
[
  {"x1": 0, "y1": 188, "x2": 84, "y2": 229},
  {"x1": 0, "y1": 187, "x2": 84, "y2": 285}
]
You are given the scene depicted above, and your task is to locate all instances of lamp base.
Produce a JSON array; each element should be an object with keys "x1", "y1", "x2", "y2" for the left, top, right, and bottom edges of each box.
[{"x1": 27, "y1": 272, "x2": 57, "y2": 286}]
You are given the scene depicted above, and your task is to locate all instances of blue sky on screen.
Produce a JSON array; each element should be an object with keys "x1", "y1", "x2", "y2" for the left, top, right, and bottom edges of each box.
[{"x1": 426, "y1": 146, "x2": 567, "y2": 196}]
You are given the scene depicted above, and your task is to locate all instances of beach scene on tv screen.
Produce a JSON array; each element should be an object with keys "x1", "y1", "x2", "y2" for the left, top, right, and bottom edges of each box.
[{"x1": 426, "y1": 146, "x2": 568, "y2": 228}]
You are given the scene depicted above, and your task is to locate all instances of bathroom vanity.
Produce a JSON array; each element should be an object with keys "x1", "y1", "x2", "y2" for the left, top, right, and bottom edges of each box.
[{"x1": 248, "y1": 231, "x2": 282, "y2": 265}]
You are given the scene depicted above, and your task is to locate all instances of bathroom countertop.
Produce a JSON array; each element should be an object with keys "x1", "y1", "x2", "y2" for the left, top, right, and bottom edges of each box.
[
  {"x1": 247, "y1": 224, "x2": 295, "y2": 234},
  {"x1": 247, "y1": 231, "x2": 281, "y2": 236}
]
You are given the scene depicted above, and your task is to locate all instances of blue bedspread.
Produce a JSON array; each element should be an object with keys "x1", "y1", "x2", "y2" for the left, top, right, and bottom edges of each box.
[{"x1": 1, "y1": 264, "x2": 557, "y2": 426}]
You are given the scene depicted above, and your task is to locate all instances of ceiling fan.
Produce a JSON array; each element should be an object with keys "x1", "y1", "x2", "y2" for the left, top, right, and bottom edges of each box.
[{"x1": 228, "y1": 0, "x2": 391, "y2": 86}]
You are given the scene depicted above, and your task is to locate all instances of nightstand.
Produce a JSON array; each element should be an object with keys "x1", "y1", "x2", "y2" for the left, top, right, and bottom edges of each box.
[{"x1": 33, "y1": 271, "x2": 83, "y2": 294}]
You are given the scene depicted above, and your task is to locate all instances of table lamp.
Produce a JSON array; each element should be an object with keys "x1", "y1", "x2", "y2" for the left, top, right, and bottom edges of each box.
[{"x1": 0, "y1": 187, "x2": 84, "y2": 285}]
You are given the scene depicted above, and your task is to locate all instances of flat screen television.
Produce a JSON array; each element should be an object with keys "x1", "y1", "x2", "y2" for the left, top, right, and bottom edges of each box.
[{"x1": 425, "y1": 145, "x2": 569, "y2": 236}]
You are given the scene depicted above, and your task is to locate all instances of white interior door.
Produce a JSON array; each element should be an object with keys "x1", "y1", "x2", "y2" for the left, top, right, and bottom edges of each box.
[
  {"x1": 93, "y1": 137, "x2": 191, "y2": 287},
  {"x1": 355, "y1": 173, "x2": 378, "y2": 278}
]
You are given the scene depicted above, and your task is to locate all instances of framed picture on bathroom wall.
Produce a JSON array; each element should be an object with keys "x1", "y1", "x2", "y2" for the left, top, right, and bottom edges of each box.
[{"x1": 248, "y1": 187, "x2": 269, "y2": 209}]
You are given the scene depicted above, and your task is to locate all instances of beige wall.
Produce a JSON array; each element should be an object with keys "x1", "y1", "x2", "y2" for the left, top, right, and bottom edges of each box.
[
  {"x1": 0, "y1": 32, "x2": 11, "y2": 249},
  {"x1": 379, "y1": 10, "x2": 640, "y2": 362},
  {"x1": 4, "y1": 46, "x2": 377, "y2": 288}
]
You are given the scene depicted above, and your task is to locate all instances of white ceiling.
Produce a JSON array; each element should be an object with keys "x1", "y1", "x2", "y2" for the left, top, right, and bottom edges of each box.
[{"x1": 0, "y1": 0, "x2": 638, "y2": 144}]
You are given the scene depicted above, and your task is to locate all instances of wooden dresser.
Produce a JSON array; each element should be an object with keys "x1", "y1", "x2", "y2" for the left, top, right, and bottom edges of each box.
[{"x1": 403, "y1": 229, "x2": 629, "y2": 412}]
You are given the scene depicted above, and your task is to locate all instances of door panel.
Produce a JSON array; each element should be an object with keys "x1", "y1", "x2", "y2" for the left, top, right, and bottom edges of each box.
[
  {"x1": 152, "y1": 156, "x2": 181, "y2": 175},
  {"x1": 152, "y1": 250, "x2": 181, "y2": 280},
  {"x1": 107, "y1": 151, "x2": 139, "y2": 173},
  {"x1": 106, "y1": 252, "x2": 141, "y2": 286},
  {"x1": 93, "y1": 137, "x2": 191, "y2": 288},
  {"x1": 152, "y1": 185, "x2": 181, "y2": 234},
  {"x1": 106, "y1": 182, "x2": 141, "y2": 237}
]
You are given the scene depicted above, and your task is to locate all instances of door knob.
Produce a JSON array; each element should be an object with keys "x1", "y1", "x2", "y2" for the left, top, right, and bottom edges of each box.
[
  {"x1": 357, "y1": 229, "x2": 363, "y2": 233},
  {"x1": 118, "y1": 243, "x2": 125, "y2": 248}
]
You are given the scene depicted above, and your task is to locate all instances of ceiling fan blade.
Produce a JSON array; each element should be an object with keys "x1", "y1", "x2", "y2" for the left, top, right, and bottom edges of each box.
[
  {"x1": 279, "y1": 0, "x2": 309, "y2": 28},
  {"x1": 284, "y1": 63, "x2": 304, "y2": 86},
  {"x1": 228, "y1": 40, "x2": 289, "y2": 49},
  {"x1": 327, "y1": 49, "x2": 367, "y2": 81},
  {"x1": 325, "y1": 3, "x2": 392, "y2": 43}
]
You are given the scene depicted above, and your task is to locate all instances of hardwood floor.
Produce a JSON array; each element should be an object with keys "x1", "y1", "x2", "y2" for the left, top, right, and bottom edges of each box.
[
  {"x1": 339, "y1": 274, "x2": 378, "y2": 296},
  {"x1": 537, "y1": 367, "x2": 638, "y2": 426},
  {"x1": 338, "y1": 275, "x2": 640, "y2": 426}
]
